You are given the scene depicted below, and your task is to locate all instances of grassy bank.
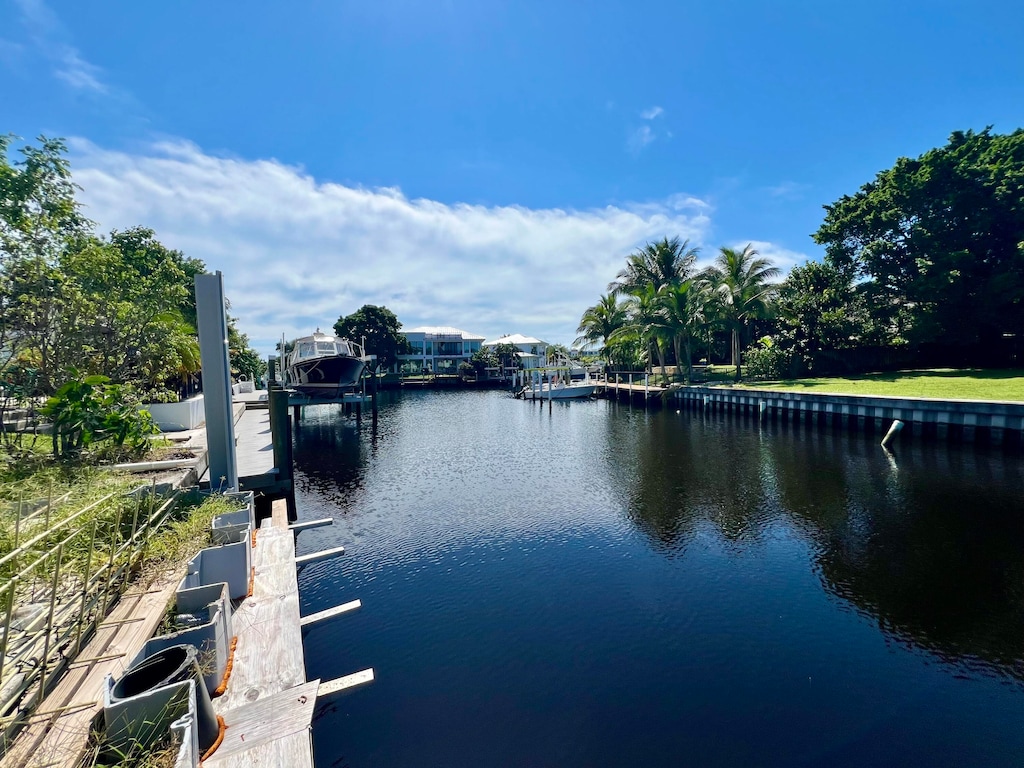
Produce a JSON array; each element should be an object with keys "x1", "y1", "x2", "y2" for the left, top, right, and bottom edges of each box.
[{"x1": 736, "y1": 368, "x2": 1024, "y2": 401}]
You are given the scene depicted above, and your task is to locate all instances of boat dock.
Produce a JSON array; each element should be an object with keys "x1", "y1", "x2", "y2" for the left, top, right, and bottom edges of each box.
[
  {"x1": 0, "y1": 385, "x2": 372, "y2": 766},
  {"x1": 203, "y1": 502, "x2": 371, "y2": 767}
]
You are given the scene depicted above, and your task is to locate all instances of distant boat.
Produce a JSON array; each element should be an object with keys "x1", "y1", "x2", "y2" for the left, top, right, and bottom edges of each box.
[
  {"x1": 517, "y1": 356, "x2": 603, "y2": 400},
  {"x1": 283, "y1": 331, "x2": 369, "y2": 397},
  {"x1": 519, "y1": 379, "x2": 601, "y2": 399}
]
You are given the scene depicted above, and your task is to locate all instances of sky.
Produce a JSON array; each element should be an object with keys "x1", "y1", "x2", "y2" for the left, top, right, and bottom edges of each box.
[{"x1": 2, "y1": 0, "x2": 1023, "y2": 355}]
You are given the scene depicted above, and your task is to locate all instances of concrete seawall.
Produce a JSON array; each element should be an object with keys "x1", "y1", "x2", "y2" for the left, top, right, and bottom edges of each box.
[{"x1": 658, "y1": 385, "x2": 1024, "y2": 446}]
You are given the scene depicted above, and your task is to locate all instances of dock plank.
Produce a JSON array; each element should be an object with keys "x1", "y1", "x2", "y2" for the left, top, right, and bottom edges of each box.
[
  {"x1": 214, "y1": 528, "x2": 304, "y2": 713},
  {"x1": 204, "y1": 680, "x2": 318, "y2": 766}
]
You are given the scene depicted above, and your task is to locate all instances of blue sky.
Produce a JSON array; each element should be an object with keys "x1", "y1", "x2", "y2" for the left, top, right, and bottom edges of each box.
[{"x1": 2, "y1": 0, "x2": 1022, "y2": 353}]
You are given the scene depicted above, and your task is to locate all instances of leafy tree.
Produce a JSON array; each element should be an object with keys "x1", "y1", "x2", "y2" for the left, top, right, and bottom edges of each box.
[
  {"x1": 57, "y1": 230, "x2": 203, "y2": 397},
  {"x1": 333, "y1": 304, "x2": 411, "y2": 369},
  {"x1": 814, "y1": 128, "x2": 1024, "y2": 351},
  {"x1": 1, "y1": 135, "x2": 87, "y2": 384},
  {"x1": 773, "y1": 260, "x2": 872, "y2": 371},
  {"x1": 492, "y1": 342, "x2": 520, "y2": 371},
  {"x1": 468, "y1": 347, "x2": 499, "y2": 376},
  {"x1": 706, "y1": 244, "x2": 780, "y2": 380},
  {"x1": 575, "y1": 293, "x2": 627, "y2": 367}
]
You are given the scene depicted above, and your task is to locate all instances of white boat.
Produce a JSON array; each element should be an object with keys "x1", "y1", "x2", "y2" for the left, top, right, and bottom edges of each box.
[
  {"x1": 518, "y1": 359, "x2": 603, "y2": 399},
  {"x1": 282, "y1": 331, "x2": 369, "y2": 397},
  {"x1": 521, "y1": 379, "x2": 601, "y2": 399}
]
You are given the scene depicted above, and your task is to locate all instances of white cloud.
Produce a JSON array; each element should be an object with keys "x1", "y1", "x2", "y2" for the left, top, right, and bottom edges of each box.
[
  {"x1": 69, "y1": 139, "x2": 717, "y2": 355},
  {"x1": 54, "y1": 46, "x2": 106, "y2": 92},
  {"x1": 764, "y1": 181, "x2": 809, "y2": 199},
  {"x1": 14, "y1": 0, "x2": 108, "y2": 93},
  {"x1": 640, "y1": 106, "x2": 664, "y2": 120},
  {"x1": 627, "y1": 125, "x2": 656, "y2": 155}
]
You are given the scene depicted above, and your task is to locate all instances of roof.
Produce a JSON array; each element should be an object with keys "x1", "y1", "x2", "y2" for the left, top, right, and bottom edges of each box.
[
  {"x1": 403, "y1": 326, "x2": 486, "y2": 340},
  {"x1": 482, "y1": 333, "x2": 547, "y2": 347}
]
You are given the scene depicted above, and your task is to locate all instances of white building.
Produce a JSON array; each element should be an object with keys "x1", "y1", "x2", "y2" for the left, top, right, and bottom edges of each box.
[
  {"x1": 397, "y1": 326, "x2": 485, "y2": 375},
  {"x1": 482, "y1": 333, "x2": 549, "y2": 370}
]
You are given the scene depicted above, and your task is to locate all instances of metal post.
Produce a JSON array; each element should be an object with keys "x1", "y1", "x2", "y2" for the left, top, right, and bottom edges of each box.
[
  {"x1": 195, "y1": 271, "x2": 238, "y2": 490},
  {"x1": 74, "y1": 520, "x2": 98, "y2": 655},
  {"x1": 0, "y1": 579, "x2": 16, "y2": 685},
  {"x1": 38, "y1": 542, "x2": 64, "y2": 706}
]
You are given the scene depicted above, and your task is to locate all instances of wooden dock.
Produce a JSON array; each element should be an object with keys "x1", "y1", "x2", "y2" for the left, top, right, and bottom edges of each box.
[
  {"x1": 204, "y1": 510, "x2": 314, "y2": 766},
  {"x1": 603, "y1": 379, "x2": 667, "y2": 403}
]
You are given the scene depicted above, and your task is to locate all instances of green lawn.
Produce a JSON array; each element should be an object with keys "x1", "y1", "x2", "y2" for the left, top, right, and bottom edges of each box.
[{"x1": 735, "y1": 368, "x2": 1024, "y2": 402}]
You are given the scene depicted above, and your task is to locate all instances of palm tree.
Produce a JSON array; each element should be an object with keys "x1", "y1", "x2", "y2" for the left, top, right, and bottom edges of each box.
[
  {"x1": 608, "y1": 237, "x2": 700, "y2": 296},
  {"x1": 707, "y1": 244, "x2": 780, "y2": 380},
  {"x1": 575, "y1": 293, "x2": 628, "y2": 368},
  {"x1": 610, "y1": 283, "x2": 671, "y2": 376},
  {"x1": 657, "y1": 278, "x2": 712, "y2": 383}
]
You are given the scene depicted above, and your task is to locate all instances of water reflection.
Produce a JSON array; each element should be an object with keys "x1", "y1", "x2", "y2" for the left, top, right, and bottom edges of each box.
[{"x1": 617, "y1": 407, "x2": 1024, "y2": 681}]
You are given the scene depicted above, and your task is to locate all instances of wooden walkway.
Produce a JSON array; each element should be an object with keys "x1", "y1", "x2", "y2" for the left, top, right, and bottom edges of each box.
[
  {"x1": 0, "y1": 570, "x2": 184, "y2": 768},
  {"x1": 205, "y1": 510, "x2": 314, "y2": 767}
]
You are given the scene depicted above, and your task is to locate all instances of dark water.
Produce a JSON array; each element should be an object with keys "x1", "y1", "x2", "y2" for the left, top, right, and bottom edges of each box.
[{"x1": 292, "y1": 390, "x2": 1024, "y2": 767}]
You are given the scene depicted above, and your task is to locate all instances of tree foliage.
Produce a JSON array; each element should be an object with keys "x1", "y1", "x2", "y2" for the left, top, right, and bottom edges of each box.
[
  {"x1": 1, "y1": 136, "x2": 263, "y2": 420},
  {"x1": 333, "y1": 304, "x2": 411, "y2": 369},
  {"x1": 814, "y1": 127, "x2": 1024, "y2": 349}
]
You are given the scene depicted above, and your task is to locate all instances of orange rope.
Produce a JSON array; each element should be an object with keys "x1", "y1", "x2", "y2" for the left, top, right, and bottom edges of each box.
[
  {"x1": 247, "y1": 566, "x2": 255, "y2": 597},
  {"x1": 199, "y1": 715, "x2": 228, "y2": 763},
  {"x1": 251, "y1": 528, "x2": 258, "y2": 548},
  {"x1": 212, "y1": 636, "x2": 239, "y2": 697}
]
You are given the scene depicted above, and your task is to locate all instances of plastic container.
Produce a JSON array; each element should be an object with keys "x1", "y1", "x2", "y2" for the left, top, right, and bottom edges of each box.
[{"x1": 111, "y1": 644, "x2": 219, "y2": 749}]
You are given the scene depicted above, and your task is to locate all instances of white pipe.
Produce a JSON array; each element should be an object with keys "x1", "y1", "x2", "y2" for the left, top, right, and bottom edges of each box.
[{"x1": 880, "y1": 419, "x2": 904, "y2": 449}]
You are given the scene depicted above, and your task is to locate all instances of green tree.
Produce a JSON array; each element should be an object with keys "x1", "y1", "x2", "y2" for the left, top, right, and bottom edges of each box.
[
  {"x1": 57, "y1": 230, "x2": 203, "y2": 397},
  {"x1": 611, "y1": 283, "x2": 670, "y2": 375},
  {"x1": 575, "y1": 293, "x2": 627, "y2": 367},
  {"x1": 1, "y1": 135, "x2": 87, "y2": 385},
  {"x1": 657, "y1": 278, "x2": 713, "y2": 382},
  {"x1": 706, "y1": 244, "x2": 780, "y2": 380},
  {"x1": 492, "y1": 342, "x2": 520, "y2": 372},
  {"x1": 814, "y1": 127, "x2": 1024, "y2": 351},
  {"x1": 333, "y1": 304, "x2": 411, "y2": 369},
  {"x1": 608, "y1": 236, "x2": 699, "y2": 296},
  {"x1": 773, "y1": 260, "x2": 872, "y2": 371}
]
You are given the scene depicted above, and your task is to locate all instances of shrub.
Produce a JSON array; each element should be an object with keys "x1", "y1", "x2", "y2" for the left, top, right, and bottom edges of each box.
[
  {"x1": 744, "y1": 337, "x2": 797, "y2": 380},
  {"x1": 40, "y1": 370, "x2": 158, "y2": 460}
]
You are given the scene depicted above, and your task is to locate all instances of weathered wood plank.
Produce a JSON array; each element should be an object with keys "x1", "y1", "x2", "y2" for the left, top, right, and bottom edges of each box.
[
  {"x1": 0, "y1": 569, "x2": 183, "y2": 768},
  {"x1": 203, "y1": 680, "x2": 318, "y2": 765},
  {"x1": 317, "y1": 668, "x2": 375, "y2": 697},
  {"x1": 294, "y1": 545, "x2": 345, "y2": 566},
  {"x1": 213, "y1": 529, "x2": 304, "y2": 713},
  {"x1": 299, "y1": 599, "x2": 361, "y2": 627},
  {"x1": 287, "y1": 517, "x2": 333, "y2": 532},
  {"x1": 208, "y1": 730, "x2": 313, "y2": 768}
]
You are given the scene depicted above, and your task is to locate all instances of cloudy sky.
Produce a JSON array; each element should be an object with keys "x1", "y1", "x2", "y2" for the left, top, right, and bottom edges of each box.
[{"x1": 3, "y1": 0, "x2": 1022, "y2": 355}]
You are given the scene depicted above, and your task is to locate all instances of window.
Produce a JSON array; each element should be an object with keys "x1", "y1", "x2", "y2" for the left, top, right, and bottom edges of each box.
[
  {"x1": 298, "y1": 342, "x2": 315, "y2": 358},
  {"x1": 316, "y1": 341, "x2": 336, "y2": 355}
]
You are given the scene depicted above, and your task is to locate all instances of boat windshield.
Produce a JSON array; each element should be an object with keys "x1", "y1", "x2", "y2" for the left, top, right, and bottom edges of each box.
[
  {"x1": 298, "y1": 342, "x2": 316, "y2": 358},
  {"x1": 337, "y1": 341, "x2": 351, "y2": 355},
  {"x1": 316, "y1": 341, "x2": 337, "y2": 355}
]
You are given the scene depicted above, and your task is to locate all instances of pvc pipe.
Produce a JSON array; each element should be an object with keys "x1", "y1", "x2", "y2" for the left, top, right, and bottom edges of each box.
[{"x1": 880, "y1": 419, "x2": 904, "y2": 449}]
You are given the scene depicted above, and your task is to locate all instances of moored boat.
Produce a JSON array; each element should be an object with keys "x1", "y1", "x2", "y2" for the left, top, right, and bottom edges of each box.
[{"x1": 283, "y1": 331, "x2": 369, "y2": 397}]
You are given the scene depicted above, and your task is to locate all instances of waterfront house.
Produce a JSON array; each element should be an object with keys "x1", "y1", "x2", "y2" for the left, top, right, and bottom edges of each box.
[
  {"x1": 482, "y1": 334, "x2": 549, "y2": 370},
  {"x1": 397, "y1": 326, "x2": 485, "y2": 375}
]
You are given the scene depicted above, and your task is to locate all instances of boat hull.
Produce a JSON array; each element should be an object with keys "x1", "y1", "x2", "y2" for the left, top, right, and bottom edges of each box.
[
  {"x1": 520, "y1": 383, "x2": 601, "y2": 399},
  {"x1": 285, "y1": 355, "x2": 365, "y2": 396}
]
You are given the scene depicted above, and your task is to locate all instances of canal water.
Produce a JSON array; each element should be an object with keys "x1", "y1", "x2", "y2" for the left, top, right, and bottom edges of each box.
[{"x1": 293, "y1": 389, "x2": 1024, "y2": 767}]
